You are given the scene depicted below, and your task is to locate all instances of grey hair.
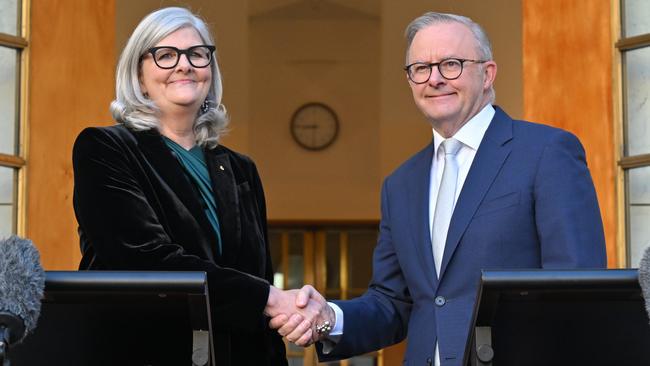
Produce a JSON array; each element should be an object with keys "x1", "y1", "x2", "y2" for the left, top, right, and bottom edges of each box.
[
  {"x1": 110, "y1": 7, "x2": 228, "y2": 148},
  {"x1": 404, "y1": 12, "x2": 495, "y2": 102}
]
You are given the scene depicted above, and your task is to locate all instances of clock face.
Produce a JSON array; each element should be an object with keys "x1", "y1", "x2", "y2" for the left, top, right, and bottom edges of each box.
[{"x1": 290, "y1": 103, "x2": 339, "y2": 151}]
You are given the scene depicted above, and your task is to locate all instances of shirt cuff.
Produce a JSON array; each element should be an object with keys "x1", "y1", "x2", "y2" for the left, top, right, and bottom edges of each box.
[{"x1": 328, "y1": 301, "x2": 343, "y2": 336}]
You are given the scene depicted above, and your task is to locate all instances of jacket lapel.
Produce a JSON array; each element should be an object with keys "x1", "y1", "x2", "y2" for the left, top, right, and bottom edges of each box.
[
  {"x1": 439, "y1": 107, "x2": 513, "y2": 278},
  {"x1": 205, "y1": 147, "x2": 241, "y2": 266},
  {"x1": 406, "y1": 141, "x2": 440, "y2": 290},
  {"x1": 135, "y1": 130, "x2": 218, "y2": 262}
]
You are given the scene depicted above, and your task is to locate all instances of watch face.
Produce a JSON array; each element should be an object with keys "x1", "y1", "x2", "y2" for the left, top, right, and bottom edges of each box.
[{"x1": 290, "y1": 103, "x2": 339, "y2": 151}]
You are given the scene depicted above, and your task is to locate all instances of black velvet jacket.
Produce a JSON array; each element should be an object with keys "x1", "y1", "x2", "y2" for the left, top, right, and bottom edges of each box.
[{"x1": 73, "y1": 124, "x2": 287, "y2": 365}]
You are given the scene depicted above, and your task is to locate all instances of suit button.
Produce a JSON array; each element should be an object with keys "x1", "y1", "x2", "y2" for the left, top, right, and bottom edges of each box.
[{"x1": 434, "y1": 296, "x2": 446, "y2": 306}]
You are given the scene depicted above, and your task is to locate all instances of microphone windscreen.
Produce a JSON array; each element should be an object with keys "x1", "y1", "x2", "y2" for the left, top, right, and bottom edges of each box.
[
  {"x1": 0, "y1": 235, "x2": 45, "y2": 339},
  {"x1": 638, "y1": 245, "x2": 650, "y2": 323}
]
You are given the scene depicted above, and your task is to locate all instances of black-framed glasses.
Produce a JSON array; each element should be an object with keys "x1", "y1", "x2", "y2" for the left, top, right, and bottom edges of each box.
[
  {"x1": 404, "y1": 58, "x2": 487, "y2": 83},
  {"x1": 145, "y1": 45, "x2": 216, "y2": 69}
]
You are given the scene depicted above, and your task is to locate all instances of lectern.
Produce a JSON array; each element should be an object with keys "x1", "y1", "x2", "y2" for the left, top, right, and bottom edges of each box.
[
  {"x1": 11, "y1": 271, "x2": 214, "y2": 366},
  {"x1": 465, "y1": 269, "x2": 650, "y2": 366}
]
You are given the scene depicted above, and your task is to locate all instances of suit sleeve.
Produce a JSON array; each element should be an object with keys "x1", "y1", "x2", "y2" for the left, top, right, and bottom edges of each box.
[
  {"x1": 533, "y1": 130, "x2": 607, "y2": 268},
  {"x1": 73, "y1": 127, "x2": 271, "y2": 331},
  {"x1": 318, "y1": 177, "x2": 411, "y2": 361}
]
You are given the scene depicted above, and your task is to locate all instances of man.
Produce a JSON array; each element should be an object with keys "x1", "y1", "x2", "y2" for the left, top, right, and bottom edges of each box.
[{"x1": 272, "y1": 12, "x2": 607, "y2": 366}]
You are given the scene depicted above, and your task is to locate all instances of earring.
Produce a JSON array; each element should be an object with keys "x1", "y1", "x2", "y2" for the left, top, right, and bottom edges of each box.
[{"x1": 201, "y1": 99, "x2": 210, "y2": 114}]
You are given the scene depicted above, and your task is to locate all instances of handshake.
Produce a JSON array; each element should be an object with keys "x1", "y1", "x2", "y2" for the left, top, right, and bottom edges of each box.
[{"x1": 264, "y1": 285, "x2": 336, "y2": 346}]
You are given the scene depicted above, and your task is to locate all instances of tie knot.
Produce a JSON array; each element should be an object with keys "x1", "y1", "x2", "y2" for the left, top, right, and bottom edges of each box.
[{"x1": 441, "y1": 138, "x2": 462, "y2": 156}]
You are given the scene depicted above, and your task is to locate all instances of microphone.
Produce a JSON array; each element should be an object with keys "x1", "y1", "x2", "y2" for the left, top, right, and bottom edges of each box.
[
  {"x1": 638, "y1": 245, "x2": 650, "y2": 323},
  {"x1": 0, "y1": 236, "x2": 45, "y2": 365}
]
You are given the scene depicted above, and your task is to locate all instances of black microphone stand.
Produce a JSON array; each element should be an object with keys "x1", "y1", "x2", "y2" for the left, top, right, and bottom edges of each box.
[
  {"x1": 0, "y1": 313, "x2": 26, "y2": 366},
  {"x1": 0, "y1": 324, "x2": 9, "y2": 366}
]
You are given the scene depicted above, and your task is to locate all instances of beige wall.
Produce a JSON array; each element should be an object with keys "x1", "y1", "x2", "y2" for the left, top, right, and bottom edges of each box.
[
  {"x1": 249, "y1": 9, "x2": 381, "y2": 219},
  {"x1": 114, "y1": 0, "x2": 523, "y2": 220}
]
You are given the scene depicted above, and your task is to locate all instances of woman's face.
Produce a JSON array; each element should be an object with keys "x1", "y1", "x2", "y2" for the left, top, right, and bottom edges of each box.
[{"x1": 139, "y1": 27, "x2": 212, "y2": 117}]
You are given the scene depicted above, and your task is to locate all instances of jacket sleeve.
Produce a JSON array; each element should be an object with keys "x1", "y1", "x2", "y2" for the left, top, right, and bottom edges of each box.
[
  {"x1": 534, "y1": 130, "x2": 607, "y2": 268},
  {"x1": 73, "y1": 127, "x2": 271, "y2": 331},
  {"x1": 318, "y1": 177, "x2": 412, "y2": 361},
  {"x1": 247, "y1": 160, "x2": 274, "y2": 285}
]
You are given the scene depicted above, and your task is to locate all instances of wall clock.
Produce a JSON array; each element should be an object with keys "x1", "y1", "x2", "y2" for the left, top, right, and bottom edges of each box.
[{"x1": 290, "y1": 102, "x2": 339, "y2": 151}]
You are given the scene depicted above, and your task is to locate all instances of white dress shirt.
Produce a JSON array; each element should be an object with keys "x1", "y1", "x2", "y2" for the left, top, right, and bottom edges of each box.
[
  {"x1": 324, "y1": 104, "x2": 496, "y2": 360},
  {"x1": 428, "y1": 104, "x2": 494, "y2": 253}
]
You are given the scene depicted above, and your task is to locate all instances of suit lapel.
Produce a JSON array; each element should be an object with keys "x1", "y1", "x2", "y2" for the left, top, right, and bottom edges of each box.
[
  {"x1": 439, "y1": 107, "x2": 513, "y2": 278},
  {"x1": 135, "y1": 130, "x2": 218, "y2": 262},
  {"x1": 205, "y1": 147, "x2": 241, "y2": 266},
  {"x1": 406, "y1": 141, "x2": 440, "y2": 290}
]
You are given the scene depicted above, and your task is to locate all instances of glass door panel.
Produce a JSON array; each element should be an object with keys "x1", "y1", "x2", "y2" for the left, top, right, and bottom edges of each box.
[{"x1": 269, "y1": 223, "x2": 381, "y2": 366}]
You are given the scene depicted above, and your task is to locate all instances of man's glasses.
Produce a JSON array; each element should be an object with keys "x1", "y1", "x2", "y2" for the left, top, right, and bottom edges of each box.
[
  {"x1": 145, "y1": 45, "x2": 216, "y2": 69},
  {"x1": 404, "y1": 58, "x2": 487, "y2": 83}
]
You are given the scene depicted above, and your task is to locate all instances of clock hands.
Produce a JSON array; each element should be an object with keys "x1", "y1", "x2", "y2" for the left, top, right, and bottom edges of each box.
[
  {"x1": 296, "y1": 124, "x2": 318, "y2": 130},
  {"x1": 290, "y1": 103, "x2": 339, "y2": 150},
  {"x1": 296, "y1": 123, "x2": 320, "y2": 145}
]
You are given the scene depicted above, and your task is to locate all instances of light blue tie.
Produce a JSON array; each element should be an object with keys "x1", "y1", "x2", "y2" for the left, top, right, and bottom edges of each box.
[{"x1": 432, "y1": 138, "x2": 462, "y2": 277}]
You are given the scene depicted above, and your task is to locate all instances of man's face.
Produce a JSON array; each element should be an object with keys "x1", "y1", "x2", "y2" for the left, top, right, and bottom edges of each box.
[{"x1": 406, "y1": 22, "x2": 496, "y2": 135}]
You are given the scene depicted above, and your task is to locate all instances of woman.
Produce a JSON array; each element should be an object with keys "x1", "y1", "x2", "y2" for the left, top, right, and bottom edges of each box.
[{"x1": 73, "y1": 7, "x2": 296, "y2": 365}]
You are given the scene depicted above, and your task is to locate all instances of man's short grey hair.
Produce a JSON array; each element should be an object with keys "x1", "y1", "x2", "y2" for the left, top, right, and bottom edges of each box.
[
  {"x1": 404, "y1": 12, "x2": 495, "y2": 102},
  {"x1": 110, "y1": 7, "x2": 228, "y2": 148}
]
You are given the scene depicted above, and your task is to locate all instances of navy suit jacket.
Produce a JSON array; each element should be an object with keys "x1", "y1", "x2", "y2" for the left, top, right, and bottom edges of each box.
[{"x1": 319, "y1": 107, "x2": 606, "y2": 365}]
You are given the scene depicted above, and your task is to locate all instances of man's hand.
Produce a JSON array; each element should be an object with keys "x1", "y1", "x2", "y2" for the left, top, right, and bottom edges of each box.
[{"x1": 268, "y1": 285, "x2": 335, "y2": 346}]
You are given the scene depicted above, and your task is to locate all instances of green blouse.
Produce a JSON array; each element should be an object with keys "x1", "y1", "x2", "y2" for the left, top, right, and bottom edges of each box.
[{"x1": 163, "y1": 137, "x2": 222, "y2": 255}]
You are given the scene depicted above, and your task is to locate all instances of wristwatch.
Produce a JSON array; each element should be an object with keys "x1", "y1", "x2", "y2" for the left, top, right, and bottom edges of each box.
[{"x1": 316, "y1": 321, "x2": 332, "y2": 336}]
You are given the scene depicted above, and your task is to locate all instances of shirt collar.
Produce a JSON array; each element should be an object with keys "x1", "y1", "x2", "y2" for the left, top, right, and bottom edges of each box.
[{"x1": 431, "y1": 104, "x2": 495, "y2": 155}]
